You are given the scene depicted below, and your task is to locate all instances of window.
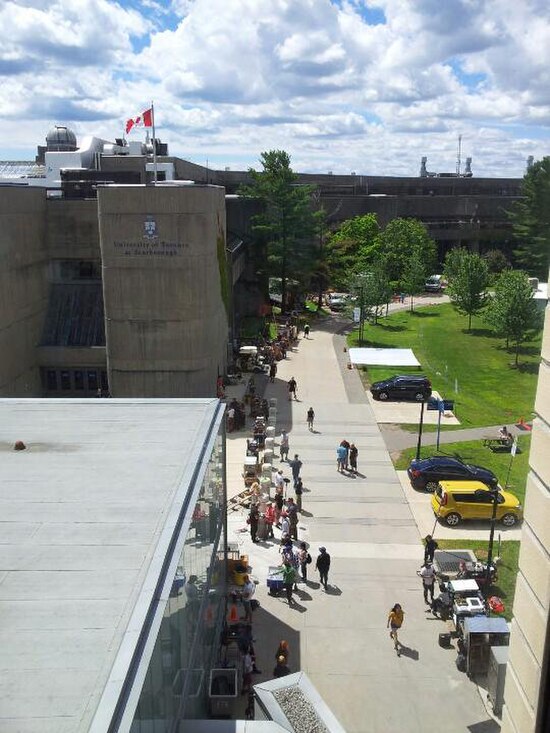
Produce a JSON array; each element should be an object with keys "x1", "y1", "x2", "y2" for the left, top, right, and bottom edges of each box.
[
  {"x1": 74, "y1": 370, "x2": 84, "y2": 390},
  {"x1": 46, "y1": 370, "x2": 58, "y2": 391},
  {"x1": 87, "y1": 370, "x2": 98, "y2": 392},
  {"x1": 60, "y1": 370, "x2": 71, "y2": 390}
]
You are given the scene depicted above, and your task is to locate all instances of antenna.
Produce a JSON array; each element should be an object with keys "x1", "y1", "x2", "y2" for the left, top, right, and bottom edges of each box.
[{"x1": 456, "y1": 134, "x2": 462, "y2": 176}]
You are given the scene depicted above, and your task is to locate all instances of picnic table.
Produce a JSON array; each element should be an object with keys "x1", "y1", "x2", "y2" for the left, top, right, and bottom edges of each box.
[{"x1": 482, "y1": 435, "x2": 513, "y2": 450}]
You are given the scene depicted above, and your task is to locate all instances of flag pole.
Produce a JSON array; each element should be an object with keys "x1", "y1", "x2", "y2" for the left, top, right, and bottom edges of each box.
[{"x1": 151, "y1": 101, "x2": 157, "y2": 183}]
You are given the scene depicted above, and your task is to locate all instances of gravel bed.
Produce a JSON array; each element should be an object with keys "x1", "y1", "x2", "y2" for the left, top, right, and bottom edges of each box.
[{"x1": 273, "y1": 684, "x2": 329, "y2": 733}]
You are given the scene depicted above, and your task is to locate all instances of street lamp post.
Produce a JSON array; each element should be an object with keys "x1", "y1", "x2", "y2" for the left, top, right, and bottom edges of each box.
[
  {"x1": 484, "y1": 487, "x2": 499, "y2": 598},
  {"x1": 415, "y1": 400, "x2": 425, "y2": 461}
]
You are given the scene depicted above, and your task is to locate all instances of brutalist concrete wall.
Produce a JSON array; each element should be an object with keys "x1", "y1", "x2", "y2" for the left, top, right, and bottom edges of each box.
[
  {"x1": 98, "y1": 184, "x2": 228, "y2": 397},
  {"x1": 45, "y1": 198, "x2": 100, "y2": 260},
  {"x1": 0, "y1": 187, "x2": 48, "y2": 395}
]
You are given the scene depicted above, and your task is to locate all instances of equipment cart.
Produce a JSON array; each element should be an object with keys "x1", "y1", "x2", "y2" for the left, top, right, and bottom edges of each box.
[{"x1": 267, "y1": 565, "x2": 284, "y2": 596}]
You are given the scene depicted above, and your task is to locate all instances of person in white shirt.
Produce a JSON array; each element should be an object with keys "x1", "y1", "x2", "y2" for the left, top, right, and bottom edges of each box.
[
  {"x1": 279, "y1": 430, "x2": 289, "y2": 461},
  {"x1": 275, "y1": 470, "x2": 285, "y2": 492},
  {"x1": 419, "y1": 562, "x2": 437, "y2": 604},
  {"x1": 241, "y1": 576, "x2": 256, "y2": 623}
]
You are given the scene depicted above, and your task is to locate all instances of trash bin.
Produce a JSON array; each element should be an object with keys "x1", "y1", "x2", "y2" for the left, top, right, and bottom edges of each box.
[{"x1": 208, "y1": 668, "x2": 238, "y2": 718}]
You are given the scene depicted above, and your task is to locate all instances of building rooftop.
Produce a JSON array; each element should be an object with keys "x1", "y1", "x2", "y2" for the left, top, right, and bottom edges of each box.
[{"x1": 0, "y1": 398, "x2": 221, "y2": 733}]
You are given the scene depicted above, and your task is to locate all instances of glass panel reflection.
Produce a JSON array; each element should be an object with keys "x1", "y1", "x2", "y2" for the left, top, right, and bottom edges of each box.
[{"x1": 131, "y1": 427, "x2": 226, "y2": 731}]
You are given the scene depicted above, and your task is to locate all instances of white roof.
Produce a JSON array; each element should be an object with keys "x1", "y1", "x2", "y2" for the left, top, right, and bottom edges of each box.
[
  {"x1": 449, "y1": 579, "x2": 480, "y2": 592},
  {"x1": 348, "y1": 347, "x2": 420, "y2": 367},
  {"x1": 0, "y1": 398, "x2": 221, "y2": 733}
]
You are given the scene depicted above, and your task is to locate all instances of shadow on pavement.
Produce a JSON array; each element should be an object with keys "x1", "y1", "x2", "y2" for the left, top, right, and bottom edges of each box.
[{"x1": 398, "y1": 645, "x2": 419, "y2": 661}]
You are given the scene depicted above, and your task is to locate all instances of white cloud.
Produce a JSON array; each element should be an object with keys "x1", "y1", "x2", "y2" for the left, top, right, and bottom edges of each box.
[{"x1": 0, "y1": 0, "x2": 548, "y2": 177}]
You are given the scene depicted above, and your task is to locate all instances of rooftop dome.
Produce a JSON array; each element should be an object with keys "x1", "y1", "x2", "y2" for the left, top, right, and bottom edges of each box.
[{"x1": 46, "y1": 125, "x2": 77, "y2": 152}]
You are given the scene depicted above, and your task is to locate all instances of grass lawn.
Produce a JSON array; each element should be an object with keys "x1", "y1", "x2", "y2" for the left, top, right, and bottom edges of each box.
[
  {"x1": 347, "y1": 303, "x2": 541, "y2": 428},
  {"x1": 393, "y1": 436, "x2": 531, "y2": 504},
  {"x1": 435, "y1": 539, "x2": 520, "y2": 622}
]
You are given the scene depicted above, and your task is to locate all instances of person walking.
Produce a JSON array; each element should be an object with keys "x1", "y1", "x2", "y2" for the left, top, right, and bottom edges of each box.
[
  {"x1": 269, "y1": 361, "x2": 277, "y2": 383},
  {"x1": 288, "y1": 377, "x2": 297, "y2": 401},
  {"x1": 279, "y1": 430, "x2": 289, "y2": 461},
  {"x1": 274, "y1": 469, "x2": 286, "y2": 493},
  {"x1": 424, "y1": 535, "x2": 438, "y2": 564},
  {"x1": 340, "y1": 440, "x2": 350, "y2": 470},
  {"x1": 307, "y1": 407, "x2": 315, "y2": 431},
  {"x1": 316, "y1": 546, "x2": 331, "y2": 589},
  {"x1": 336, "y1": 443, "x2": 347, "y2": 473},
  {"x1": 281, "y1": 560, "x2": 296, "y2": 605},
  {"x1": 294, "y1": 477, "x2": 303, "y2": 512},
  {"x1": 288, "y1": 454, "x2": 303, "y2": 487},
  {"x1": 298, "y1": 542, "x2": 312, "y2": 581},
  {"x1": 280, "y1": 513, "x2": 290, "y2": 540},
  {"x1": 303, "y1": 323, "x2": 310, "y2": 338},
  {"x1": 264, "y1": 502, "x2": 276, "y2": 539},
  {"x1": 349, "y1": 443, "x2": 358, "y2": 473},
  {"x1": 275, "y1": 640, "x2": 290, "y2": 665},
  {"x1": 248, "y1": 504, "x2": 259, "y2": 543},
  {"x1": 286, "y1": 497, "x2": 299, "y2": 540},
  {"x1": 241, "y1": 575, "x2": 256, "y2": 623},
  {"x1": 274, "y1": 490, "x2": 284, "y2": 527},
  {"x1": 387, "y1": 603, "x2": 404, "y2": 656},
  {"x1": 419, "y1": 561, "x2": 437, "y2": 605},
  {"x1": 273, "y1": 655, "x2": 291, "y2": 677}
]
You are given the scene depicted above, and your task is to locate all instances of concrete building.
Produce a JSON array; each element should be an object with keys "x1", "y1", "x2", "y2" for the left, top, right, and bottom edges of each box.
[
  {"x1": 501, "y1": 275, "x2": 550, "y2": 733},
  {"x1": 0, "y1": 127, "x2": 528, "y2": 399},
  {"x1": 0, "y1": 398, "x2": 227, "y2": 732}
]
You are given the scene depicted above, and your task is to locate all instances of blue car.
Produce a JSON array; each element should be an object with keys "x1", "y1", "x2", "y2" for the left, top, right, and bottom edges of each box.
[{"x1": 408, "y1": 456, "x2": 498, "y2": 492}]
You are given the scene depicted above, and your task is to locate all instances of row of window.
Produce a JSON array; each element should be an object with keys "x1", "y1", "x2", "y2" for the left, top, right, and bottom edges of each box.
[{"x1": 41, "y1": 367, "x2": 109, "y2": 394}]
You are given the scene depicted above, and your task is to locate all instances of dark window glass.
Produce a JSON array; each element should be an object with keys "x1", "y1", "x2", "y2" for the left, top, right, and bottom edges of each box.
[
  {"x1": 47, "y1": 370, "x2": 58, "y2": 391},
  {"x1": 452, "y1": 493, "x2": 476, "y2": 503},
  {"x1": 100, "y1": 370, "x2": 109, "y2": 391},
  {"x1": 60, "y1": 370, "x2": 71, "y2": 390},
  {"x1": 74, "y1": 370, "x2": 84, "y2": 390},
  {"x1": 87, "y1": 370, "x2": 98, "y2": 391}
]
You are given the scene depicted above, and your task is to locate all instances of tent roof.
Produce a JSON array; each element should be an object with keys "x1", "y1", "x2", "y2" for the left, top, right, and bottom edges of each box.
[{"x1": 349, "y1": 347, "x2": 420, "y2": 367}]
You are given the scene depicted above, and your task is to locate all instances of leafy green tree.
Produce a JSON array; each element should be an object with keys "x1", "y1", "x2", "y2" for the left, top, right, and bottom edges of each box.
[
  {"x1": 373, "y1": 218, "x2": 436, "y2": 287},
  {"x1": 401, "y1": 252, "x2": 427, "y2": 312},
  {"x1": 239, "y1": 150, "x2": 320, "y2": 311},
  {"x1": 444, "y1": 246, "x2": 469, "y2": 283},
  {"x1": 353, "y1": 266, "x2": 392, "y2": 327},
  {"x1": 448, "y1": 252, "x2": 490, "y2": 331},
  {"x1": 484, "y1": 269, "x2": 544, "y2": 366},
  {"x1": 509, "y1": 156, "x2": 550, "y2": 280},
  {"x1": 483, "y1": 248, "x2": 510, "y2": 277},
  {"x1": 325, "y1": 214, "x2": 379, "y2": 289}
]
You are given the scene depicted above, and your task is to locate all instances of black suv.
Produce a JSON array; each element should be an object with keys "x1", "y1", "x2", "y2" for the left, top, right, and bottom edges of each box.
[
  {"x1": 370, "y1": 375, "x2": 432, "y2": 402},
  {"x1": 407, "y1": 456, "x2": 498, "y2": 492}
]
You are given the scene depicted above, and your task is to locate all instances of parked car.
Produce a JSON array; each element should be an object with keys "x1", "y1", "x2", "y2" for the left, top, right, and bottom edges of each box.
[
  {"x1": 370, "y1": 375, "x2": 432, "y2": 402},
  {"x1": 407, "y1": 456, "x2": 498, "y2": 492},
  {"x1": 431, "y1": 480, "x2": 522, "y2": 527},
  {"x1": 425, "y1": 274, "x2": 443, "y2": 292},
  {"x1": 327, "y1": 292, "x2": 349, "y2": 311}
]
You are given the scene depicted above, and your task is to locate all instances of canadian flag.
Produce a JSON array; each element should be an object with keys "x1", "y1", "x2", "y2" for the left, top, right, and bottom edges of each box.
[{"x1": 125, "y1": 107, "x2": 153, "y2": 134}]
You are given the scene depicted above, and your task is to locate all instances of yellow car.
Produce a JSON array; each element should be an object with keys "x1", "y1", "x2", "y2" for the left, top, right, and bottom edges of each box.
[{"x1": 431, "y1": 480, "x2": 522, "y2": 527}]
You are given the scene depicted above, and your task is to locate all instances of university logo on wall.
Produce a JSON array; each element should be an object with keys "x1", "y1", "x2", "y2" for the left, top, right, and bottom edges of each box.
[{"x1": 144, "y1": 216, "x2": 158, "y2": 240}]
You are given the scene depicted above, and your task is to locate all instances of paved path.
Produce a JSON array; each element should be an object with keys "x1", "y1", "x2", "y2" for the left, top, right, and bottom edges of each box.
[
  {"x1": 381, "y1": 422, "x2": 530, "y2": 452},
  {"x1": 225, "y1": 315, "x2": 499, "y2": 733}
]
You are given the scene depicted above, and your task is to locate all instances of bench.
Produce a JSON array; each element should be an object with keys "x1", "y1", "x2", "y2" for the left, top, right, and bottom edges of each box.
[{"x1": 482, "y1": 436, "x2": 513, "y2": 450}]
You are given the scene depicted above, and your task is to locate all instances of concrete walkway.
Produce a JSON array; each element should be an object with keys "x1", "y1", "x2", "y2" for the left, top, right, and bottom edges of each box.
[
  {"x1": 381, "y1": 422, "x2": 531, "y2": 453},
  {"x1": 225, "y1": 316, "x2": 499, "y2": 733}
]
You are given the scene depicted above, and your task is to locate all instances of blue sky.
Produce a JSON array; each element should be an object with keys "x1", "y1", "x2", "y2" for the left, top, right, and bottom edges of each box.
[{"x1": 0, "y1": 0, "x2": 549, "y2": 176}]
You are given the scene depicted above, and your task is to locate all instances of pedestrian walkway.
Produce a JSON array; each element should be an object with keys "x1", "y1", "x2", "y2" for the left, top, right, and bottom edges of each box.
[{"x1": 226, "y1": 317, "x2": 498, "y2": 733}]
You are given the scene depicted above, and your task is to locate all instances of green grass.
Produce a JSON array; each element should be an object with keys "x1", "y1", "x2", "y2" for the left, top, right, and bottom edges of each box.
[
  {"x1": 347, "y1": 303, "x2": 541, "y2": 428},
  {"x1": 305, "y1": 299, "x2": 330, "y2": 316},
  {"x1": 435, "y1": 539, "x2": 520, "y2": 621},
  {"x1": 393, "y1": 436, "x2": 531, "y2": 504}
]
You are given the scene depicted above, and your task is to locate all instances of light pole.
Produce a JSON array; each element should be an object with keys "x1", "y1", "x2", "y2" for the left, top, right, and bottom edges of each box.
[
  {"x1": 482, "y1": 487, "x2": 499, "y2": 598},
  {"x1": 415, "y1": 400, "x2": 425, "y2": 461}
]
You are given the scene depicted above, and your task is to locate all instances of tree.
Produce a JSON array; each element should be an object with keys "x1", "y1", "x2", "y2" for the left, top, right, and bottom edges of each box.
[
  {"x1": 325, "y1": 214, "x2": 379, "y2": 289},
  {"x1": 444, "y1": 246, "x2": 469, "y2": 283},
  {"x1": 483, "y1": 249, "x2": 510, "y2": 279},
  {"x1": 373, "y1": 218, "x2": 437, "y2": 287},
  {"x1": 484, "y1": 270, "x2": 544, "y2": 366},
  {"x1": 401, "y1": 252, "x2": 427, "y2": 312},
  {"x1": 447, "y1": 252, "x2": 490, "y2": 331},
  {"x1": 239, "y1": 150, "x2": 320, "y2": 311},
  {"x1": 353, "y1": 266, "x2": 392, "y2": 328},
  {"x1": 509, "y1": 156, "x2": 550, "y2": 280}
]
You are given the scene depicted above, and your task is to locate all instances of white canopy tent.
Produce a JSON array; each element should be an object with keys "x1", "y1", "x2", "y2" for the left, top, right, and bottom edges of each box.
[{"x1": 348, "y1": 347, "x2": 420, "y2": 367}]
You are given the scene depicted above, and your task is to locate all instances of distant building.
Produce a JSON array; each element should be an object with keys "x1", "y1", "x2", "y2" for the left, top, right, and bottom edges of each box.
[{"x1": 0, "y1": 127, "x2": 525, "y2": 397}]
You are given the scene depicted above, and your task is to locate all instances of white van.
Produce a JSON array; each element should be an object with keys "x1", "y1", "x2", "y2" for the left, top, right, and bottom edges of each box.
[{"x1": 425, "y1": 275, "x2": 443, "y2": 292}]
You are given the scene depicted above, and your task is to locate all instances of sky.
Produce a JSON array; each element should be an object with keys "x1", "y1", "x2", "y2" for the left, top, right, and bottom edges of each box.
[{"x1": 1, "y1": 0, "x2": 549, "y2": 177}]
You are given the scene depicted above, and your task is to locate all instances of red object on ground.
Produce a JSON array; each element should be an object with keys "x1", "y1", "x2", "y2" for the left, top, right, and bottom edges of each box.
[{"x1": 488, "y1": 596, "x2": 505, "y2": 614}]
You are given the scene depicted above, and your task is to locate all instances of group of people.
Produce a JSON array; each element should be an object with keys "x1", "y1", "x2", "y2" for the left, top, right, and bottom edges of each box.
[
  {"x1": 336, "y1": 440, "x2": 359, "y2": 473},
  {"x1": 278, "y1": 544, "x2": 331, "y2": 604}
]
